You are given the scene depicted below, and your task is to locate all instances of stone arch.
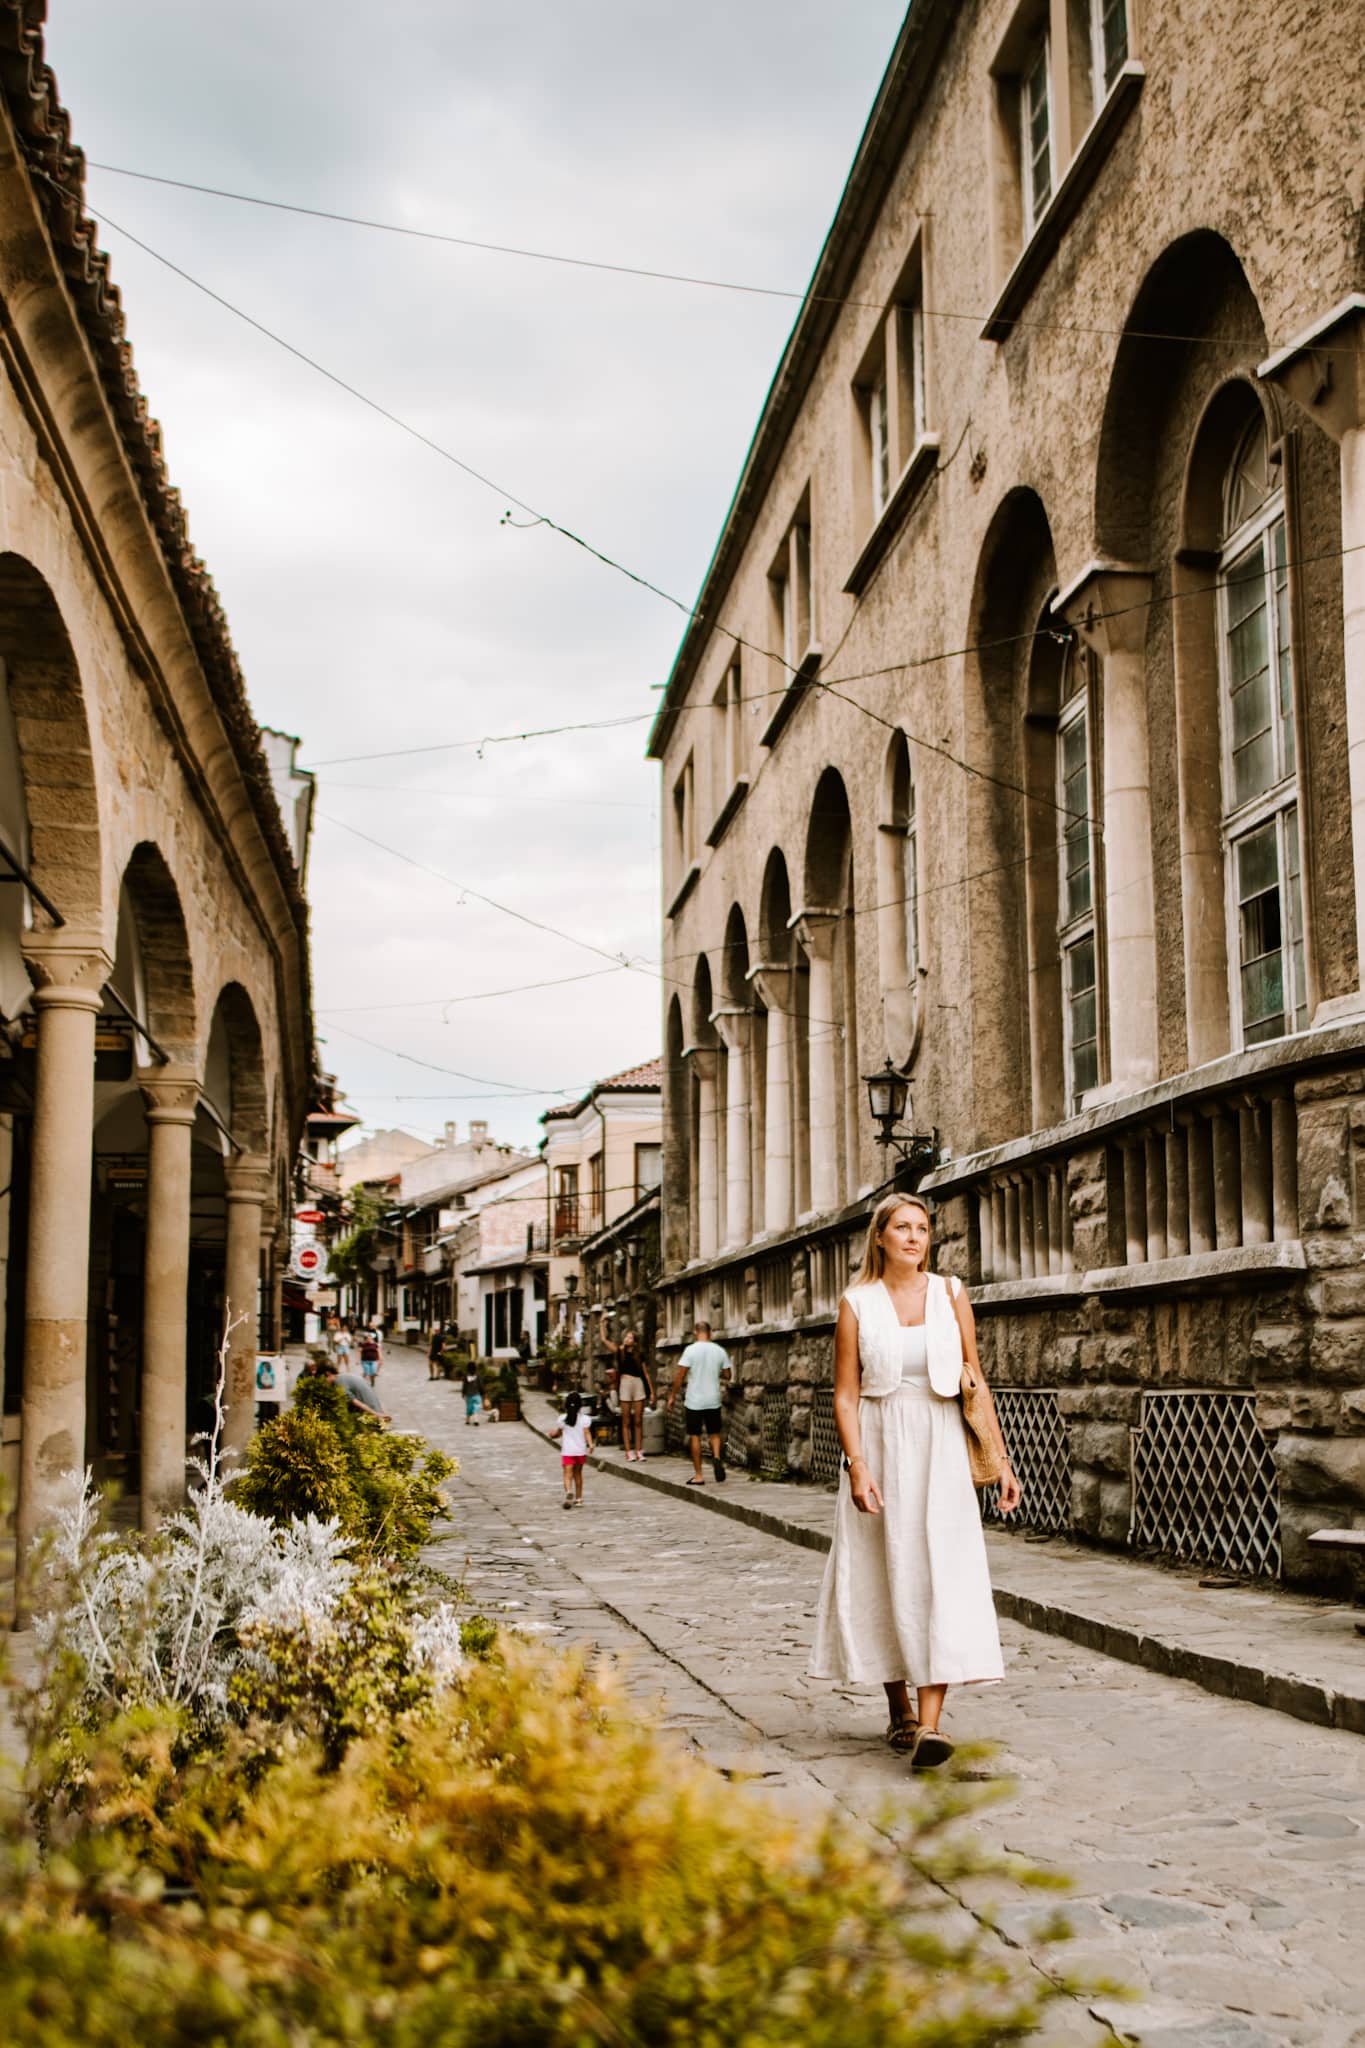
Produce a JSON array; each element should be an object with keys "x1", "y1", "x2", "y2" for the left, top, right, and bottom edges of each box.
[
  {"x1": 204, "y1": 980, "x2": 269, "y2": 1155},
  {"x1": 1094, "y1": 231, "x2": 1269, "y2": 564},
  {"x1": 689, "y1": 951, "x2": 716, "y2": 1050},
  {"x1": 800, "y1": 768, "x2": 860, "y2": 1206},
  {"x1": 114, "y1": 843, "x2": 197, "y2": 1062},
  {"x1": 963, "y1": 487, "x2": 1058, "y2": 1146},
  {"x1": 0, "y1": 553, "x2": 102, "y2": 929},
  {"x1": 719, "y1": 902, "x2": 750, "y2": 1007},
  {"x1": 663, "y1": 994, "x2": 690, "y2": 1270},
  {"x1": 876, "y1": 731, "x2": 923, "y2": 1070},
  {"x1": 758, "y1": 847, "x2": 795, "y2": 966}
]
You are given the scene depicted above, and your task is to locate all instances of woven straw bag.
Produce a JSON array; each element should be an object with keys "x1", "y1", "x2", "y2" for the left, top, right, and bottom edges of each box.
[{"x1": 959, "y1": 1360, "x2": 1005, "y2": 1489}]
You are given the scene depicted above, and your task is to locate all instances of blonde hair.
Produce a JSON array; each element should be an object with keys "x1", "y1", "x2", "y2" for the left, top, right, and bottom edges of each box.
[{"x1": 853, "y1": 1192, "x2": 933, "y2": 1286}]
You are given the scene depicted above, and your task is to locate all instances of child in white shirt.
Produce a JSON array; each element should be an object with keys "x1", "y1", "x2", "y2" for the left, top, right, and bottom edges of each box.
[{"x1": 552, "y1": 1392, "x2": 593, "y2": 1509}]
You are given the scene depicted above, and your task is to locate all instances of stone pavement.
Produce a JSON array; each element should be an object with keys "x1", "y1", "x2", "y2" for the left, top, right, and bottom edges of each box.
[
  {"x1": 516, "y1": 1398, "x2": 1365, "y2": 1738},
  {"x1": 384, "y1": 1358, "x2": 1365, "y2": 2048}
]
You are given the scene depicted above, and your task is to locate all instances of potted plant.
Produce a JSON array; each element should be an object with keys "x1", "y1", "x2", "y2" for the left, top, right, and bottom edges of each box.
[{"x1": 496, "y1": 1361, "x2": 521, "y2": 1423}]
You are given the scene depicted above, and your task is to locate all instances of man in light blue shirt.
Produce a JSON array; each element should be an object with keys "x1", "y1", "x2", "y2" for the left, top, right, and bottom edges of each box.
[{"x1": 667, "y1": 1321, "x2": 732, "y2": 1485}]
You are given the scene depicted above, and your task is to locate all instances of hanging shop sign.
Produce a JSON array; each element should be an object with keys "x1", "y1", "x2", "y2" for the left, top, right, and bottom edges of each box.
[
  {"x1": 294, "y1": 1207, "x2": 326, "y2": 1226},
  {"x1": 292, "y1": 1242, "x2": 327, "y2": 1280},
  {"x1": 18, "y1": 1020, "x2": 134, "y2": 1082}
]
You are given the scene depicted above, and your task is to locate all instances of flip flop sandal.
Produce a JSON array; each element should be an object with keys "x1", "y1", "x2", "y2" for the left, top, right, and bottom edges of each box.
[
  {"x1": 886, "y1": 1716, "x2": 919, "y2": 1752},
  {"x1": 910, "y1": 1726, "x2": 954, "y2": 1768},
  {"x1": 686, "y1": 1477, "x2": 706, "y2": 1487}
]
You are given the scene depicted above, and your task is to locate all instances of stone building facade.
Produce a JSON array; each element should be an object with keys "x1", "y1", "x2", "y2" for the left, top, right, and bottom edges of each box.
[
  {"x1": 0, "y1": 11, "x2": 313, "y2": 1581},
  {"x1": 649, "y1": 0, "x2": 1365, "y2": 1583}
]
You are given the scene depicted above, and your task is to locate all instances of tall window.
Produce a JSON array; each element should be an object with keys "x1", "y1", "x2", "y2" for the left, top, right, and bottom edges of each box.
[
  {"x1": 711, "y1": 658, "x2": 742, "y2": 811},
  {"x1": 1022, "y1": 32, "x2": 1053, "y2": 234},
  {"x1": 634, "y1": 1142, "x2": 662, "y2": 1197},
  {"x1": 901, "y1": 760, "x2": 919, "y2": 983},
  {"x1": 671, "y1": 752, "x2": 695, "y2": 871},
  {"x1": 1092, "y1": 0, "x2": 1128, "y2": 97},
  {"x1": 588, "y1": 1149, "x2": 605, "y2": 1230},
  {"x1": 1218, "y1": 417, "x2": 1306, "y2": 1044},
  {"x1": 855, "y1": 249, "x2": 929, "y2": 537},
  {"x1": 1058, "y1": 646, "x2": 1100, "y2": 1107},
  {"x1": 771, "y1": 511, "x2": 814, "y2": 672},
  {"x1": 553, "y1": 1164, "x2": 579, "y2": 1243},
  {"x1": 869, "y1": 364, "x2": 891, "y2": 518}
]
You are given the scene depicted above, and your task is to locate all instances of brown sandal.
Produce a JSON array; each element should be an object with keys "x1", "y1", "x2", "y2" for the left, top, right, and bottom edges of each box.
[
  {"x1": 886, "y1": 1715, "x2": 919, "y2": 1752},
  {"x1": 910, "y1": 1725, "x2": 954, "y2": 1768}
]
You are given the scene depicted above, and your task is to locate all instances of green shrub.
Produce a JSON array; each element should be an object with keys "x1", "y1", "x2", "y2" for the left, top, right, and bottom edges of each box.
[
  {"x1": 3, "y1": 1640, "x2": 1074, "y2": 2046},
  {"x1": 235, "y1": 1379, "x2": 455, "y2": 1560}
]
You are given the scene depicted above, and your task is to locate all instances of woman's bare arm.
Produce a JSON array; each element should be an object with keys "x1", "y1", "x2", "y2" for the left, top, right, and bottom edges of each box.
[{"x1": 834, "y1": 1300, "x2": 883, "y2": 1515}]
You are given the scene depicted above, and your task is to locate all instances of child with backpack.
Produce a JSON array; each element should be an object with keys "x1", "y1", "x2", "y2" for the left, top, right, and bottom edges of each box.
[{"x1": 552, "y1": 1392, "x2": 593, "y2": 1509}]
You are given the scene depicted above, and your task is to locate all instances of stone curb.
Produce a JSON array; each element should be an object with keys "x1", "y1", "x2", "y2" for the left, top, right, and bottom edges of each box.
[{"x1": 520, "y1": 1411, "x2": 1365, "y2": 1738}]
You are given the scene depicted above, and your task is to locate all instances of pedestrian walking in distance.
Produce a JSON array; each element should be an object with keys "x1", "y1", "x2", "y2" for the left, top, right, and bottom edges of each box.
[
  {"x1": 599, "y1": 1314, "x2": 655, "y2": 1462},
  {"x1": 553, "y1": 1392, "x2": 593, "y2": 1508},
  {"x1": 667, "y1": 1321, "x2": 731, "y2": 1485},
  {"x1": 462, "y1": 1362, "x2": 484, "y2": 1426},
  {"x1": 427, "y1": 1323, "x2": 447, "y2": 1382},
  {"x1": 810, "y1": 1193, "x2": 1019, "y2": 1768},
  {"x1": 358, "y1": 1326, "x2": 382, "y2": 1388}
]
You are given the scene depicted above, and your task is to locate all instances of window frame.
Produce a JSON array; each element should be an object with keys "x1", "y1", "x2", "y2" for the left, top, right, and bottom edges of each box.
[
  {"x1": 1091, "y1": 0, "x2": 1129, "y2": 100},
  {"x1": 1021, "y1": 28, "x2": 1054, "y2": 238},
  {"x1": 634, "y1": 1141, "x2": 662, "y2": 1199},
  {"x1": 1056, "y1": 645, "x2": 1104, "y2": 1112},
  {"x1": 1216, "y1": 455, "x2": 1308, "y2": 1050}
]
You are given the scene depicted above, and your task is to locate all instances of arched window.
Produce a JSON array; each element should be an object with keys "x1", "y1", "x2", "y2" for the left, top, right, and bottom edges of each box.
[
  {"x1": 1217, "y1": 416, "x2": 1306, "y2": 1044},
  {"x1": 1057, "y1": 643, "x2": 1101, "y2": 1107}
]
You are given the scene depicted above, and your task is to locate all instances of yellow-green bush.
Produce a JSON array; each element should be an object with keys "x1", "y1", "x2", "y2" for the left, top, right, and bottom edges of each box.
[{"x1": 3, "y1": 1638, "x2": 1069, "y2": 2046}]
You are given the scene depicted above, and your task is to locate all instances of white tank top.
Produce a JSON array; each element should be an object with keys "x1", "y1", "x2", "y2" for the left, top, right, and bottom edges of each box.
[{"x1": 899, "y1": 1324, "x2": 929, "y2": 1386}]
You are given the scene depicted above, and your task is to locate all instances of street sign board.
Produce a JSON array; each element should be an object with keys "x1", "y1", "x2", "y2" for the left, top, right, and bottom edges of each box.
[
  {"x1": 295, "y1": 1208, "x2": 326, "y2": 1225},
  {"x1": 293, "y1": 1243, "x2": 325, "y2": 1279}
]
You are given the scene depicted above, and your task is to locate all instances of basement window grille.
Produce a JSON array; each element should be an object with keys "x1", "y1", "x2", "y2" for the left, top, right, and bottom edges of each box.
[
  {"x1": 979, "y1": 1388, "x2": 1072, "y2": 1533},
  {"x1": 1130, "y1": 1391, "x2": 1280, "y2": 1578},
  {"x1": 810, "y1": 1386, "x2": 840, "y2": 1485},
  {"x1": 761, "y1": 1386, "x2": 790, "y2": 1479}
]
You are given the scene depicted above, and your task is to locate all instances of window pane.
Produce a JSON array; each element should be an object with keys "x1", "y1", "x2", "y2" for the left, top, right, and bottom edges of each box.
[
  {"x1": 1060, "y1": 706, "x2": 1092, "y2": 923},
  {"x1": 906, "y1": 300, "x2": 927, "y2": 442},
  {"x1": 1099, "y1": 0, "x2": 1128, "y2": 89},
  {"x1": 870, "y1": 369, "x2": 890, "y2": 516},
  {"x1": 1236, "y1": 822, "x2": 1285, "y2": 1041},
  {"x1": 1223, "y1": 417, "x2": 1273, "y2": 539},
  {"x1": 1066, "y1": 934, "x2": 1098, "y2": 1102},
  {"x1": 1025, "y1": 41, "x2": 1051, "y2": 221},
  {"x1": 1272, "y1": 518, "x2": 1295, "y2": 779},
  {"x1": 1284, "y1": 804, "x2": 1307, "y2": 1031}
]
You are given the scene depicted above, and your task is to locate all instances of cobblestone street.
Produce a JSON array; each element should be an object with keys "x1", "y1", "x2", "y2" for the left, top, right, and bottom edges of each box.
[{"x1": 380, "y1": 1362, "x2": 1365, "y2": 2048}]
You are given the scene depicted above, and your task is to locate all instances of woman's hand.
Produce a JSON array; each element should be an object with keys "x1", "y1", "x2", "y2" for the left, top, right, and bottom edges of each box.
[
  {"x1": 996, "y1": 1463, "x2": 1022, "y2": 1515},
  {"x1": 848, "y1": 1457, "x2": 883, "y2": 1515}
]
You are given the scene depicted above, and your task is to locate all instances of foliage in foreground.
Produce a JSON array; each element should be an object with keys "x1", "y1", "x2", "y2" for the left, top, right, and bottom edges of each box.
[
  {"x1": 234, "y1": 1375, "x2": 456, "y2": 1559},
  {"x1": 3, "y1": 1639, "x2": 1074, "y2": 2048}
]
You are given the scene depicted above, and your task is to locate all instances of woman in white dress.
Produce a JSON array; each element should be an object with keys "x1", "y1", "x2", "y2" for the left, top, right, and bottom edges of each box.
[{"x1": 810, "y1": 1192, "x2": 1021, "y2": 1767}]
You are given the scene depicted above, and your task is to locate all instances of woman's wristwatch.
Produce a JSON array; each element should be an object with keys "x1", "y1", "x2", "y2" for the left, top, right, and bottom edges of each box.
[{"x1": 841, "y1": 1453, "x2": 865, "y2": 1473}]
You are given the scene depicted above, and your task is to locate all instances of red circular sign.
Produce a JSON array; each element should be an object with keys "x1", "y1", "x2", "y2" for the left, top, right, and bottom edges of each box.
[{"x1": 295, "y1": 1245, "x2": 323, "y2": 1274}]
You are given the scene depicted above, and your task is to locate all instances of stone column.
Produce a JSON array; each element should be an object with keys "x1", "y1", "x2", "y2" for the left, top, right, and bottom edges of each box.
[
  {"x1": 139, "y1": 1070, "x2": 200, "y2": 1530},
  {"x1": 686, "y1": 1048, "x2": 719, "y2": 1259},
  {"x1": 1269, "y1": 1093, "x2": 1299, "y2": 1242},
  {"x1": 749, "y1": 965, "x2": 793, "y2": 1236},
  {"x1": 1165, "y1": 1124, "x2": 1191, "y2": 1258},
  {"x1": 16, "y1": 934, "x2": 111, "y2": 1569},
  {"x1": 977, "y1": 1187, "x2": 995, "y2": 1282},
  {"x1": 1210, "y1": 1107, "x2": 1241, "y2": 1252},
  {"x1": 1060, "y1": 564, "x2": 1159, "y2": 1092},
  {"x1": 1239, "y1": 1097, "x2": 1272, "y2": 1247},
  {"x1": 712, "y1": 1007, "x2": 752, "y2": 1250},
  {"x1": 1185, "y1": 1111, "x2": 1216, "y2": 1255},
  {"x1": 1121, "y1": 1140, "x2": 1147, "y2": 1266},
  {"x1": 221, "y1": 1153, "x2": 270, "y2": 1459},
  {"x1": 1260, "y1": 298, "x2": 1365, "y2": 1017},
  {"x1": 794, "y1": 912, "x2": 840, "y2": 1215},
  {"x1": 1144, "y1": 1131, "x2": 1168, "y2": 1263}
]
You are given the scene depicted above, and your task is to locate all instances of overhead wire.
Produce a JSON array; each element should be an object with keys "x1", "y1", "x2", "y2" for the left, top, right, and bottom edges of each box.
[{"x1": 84, "y1": 159, "x2": 1365, "y2": 357}]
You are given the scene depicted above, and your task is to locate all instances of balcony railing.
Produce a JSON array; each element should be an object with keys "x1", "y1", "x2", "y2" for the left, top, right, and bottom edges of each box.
[{"x1": 553, "y1": 1197, "x2": 581, "y2": 1243}]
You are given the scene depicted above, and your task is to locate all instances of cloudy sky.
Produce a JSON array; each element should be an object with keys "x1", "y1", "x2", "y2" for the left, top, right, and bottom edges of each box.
[{"x1": 48, "y1": 0, "x2": 906, "y2": 1151}]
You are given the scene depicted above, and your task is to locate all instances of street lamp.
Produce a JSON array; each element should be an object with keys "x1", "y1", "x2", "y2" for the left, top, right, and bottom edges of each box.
[{"x1": 864, "y1": 1058, "x2": 940, "y2": 1187}]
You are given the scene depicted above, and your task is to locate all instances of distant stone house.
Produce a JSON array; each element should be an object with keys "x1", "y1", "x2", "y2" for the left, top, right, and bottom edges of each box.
[
  {"x1": 541, "y1": 1060, "x2": 663, "y2": 1354},
  {"x1": 649, "y1": 0, "x2": 1365, "y2": 1583}
]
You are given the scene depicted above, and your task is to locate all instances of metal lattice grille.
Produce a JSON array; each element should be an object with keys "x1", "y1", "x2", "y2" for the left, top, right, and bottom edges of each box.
[
  {"x1": 761, "y1": 1387, "x2": 790, "y2": 1479},
  {"x1": 980, "y1": 1389, "x2": 1072, "y2": 1533},
  {"x1": 1130, "y1": 1392, "x2": 1280, "y2": 1578},
  {"x1": 810, "y1": 1387, "x2": 839, "y2": 1484}
]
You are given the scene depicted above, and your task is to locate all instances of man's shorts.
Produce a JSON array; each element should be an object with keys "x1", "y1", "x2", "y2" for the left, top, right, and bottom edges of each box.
[
  {"x1": 618, "y1": 1373, "x2": 648, "y2": 1403},
  {"x1": 685, "y1": 1405, "x2": 723, "y2": 1437}
]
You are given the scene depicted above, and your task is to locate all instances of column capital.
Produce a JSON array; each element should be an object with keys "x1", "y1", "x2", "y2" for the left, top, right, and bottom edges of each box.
[
  {"x1": 747, "y1": 961, "x2": 793, "y2": 1012},
  {"x1": 224, "y1": 1152, "x2": 272, "y2": 1206},
  {"x1": 140, "y1": 1066, "x2": 201, "y2": 1127},
  {"x1": 21, "y1": 929, "x2": 112, "y2": 1011},
  {"x1": 1258, "y1": 295, "x2": 1365, "y2": 444},
  {"x1": 682, "y1": 1043, "x2": 717, "y2": 1084},
  {"x1": 790, "y1": 906, "x2": 839, "y2": 960},
  {"x1": 709, "y1": 1005, "x2": 751, "y2": 1052},
  {"x1": 1055, "y1": 560, "x2": 1154, "y2": 658}
]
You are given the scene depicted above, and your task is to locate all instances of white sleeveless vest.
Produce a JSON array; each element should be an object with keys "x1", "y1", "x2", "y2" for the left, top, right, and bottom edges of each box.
[{"x1": 844, "y1": 1273, "x2": 964, "y2": 1399}]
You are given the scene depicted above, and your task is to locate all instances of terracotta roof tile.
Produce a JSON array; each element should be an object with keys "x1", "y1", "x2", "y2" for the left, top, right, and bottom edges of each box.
[{"x1": 541, "y1": 1057, "x2": 662, "y2": 1121}]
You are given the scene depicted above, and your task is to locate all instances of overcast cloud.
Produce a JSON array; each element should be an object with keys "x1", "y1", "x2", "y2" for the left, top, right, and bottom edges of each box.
[{"x1": 47, "y1": 0, "x2": 906, "y2": 1152}]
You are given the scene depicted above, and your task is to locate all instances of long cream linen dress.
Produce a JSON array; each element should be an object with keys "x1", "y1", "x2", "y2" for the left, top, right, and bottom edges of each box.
[{"x1": 809, "y1": 1322, "x2": 1005, "y2": 1687}]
